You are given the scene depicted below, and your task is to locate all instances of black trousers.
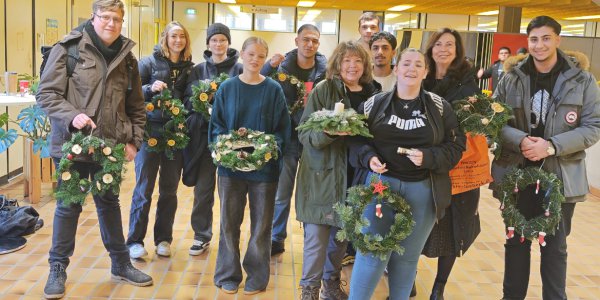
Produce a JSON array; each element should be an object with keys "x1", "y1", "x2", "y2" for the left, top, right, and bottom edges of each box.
[{"x1": 503, "y1": 202, "x2": 576, "y2": 300}]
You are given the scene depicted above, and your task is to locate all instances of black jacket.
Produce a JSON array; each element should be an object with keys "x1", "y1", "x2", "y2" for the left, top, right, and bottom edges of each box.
[
  {"x1": 350, "y1": 88, "x2": 466, "y2": 220},
  {"x1": 260, "y1": 49, "x2": 328, "y2": 155},
  {"x1": 181, "y1": 48, "x2": 243, "y2": 186},
  {"x1": 138, "y1": 45, "x2": 194, "y2": 124},
  {"x1": 480, "y1": 60, "x2": 504, "y2": 91},
  {"x1": 423, "y1": 67, "x2": 480, "y2": 103}
]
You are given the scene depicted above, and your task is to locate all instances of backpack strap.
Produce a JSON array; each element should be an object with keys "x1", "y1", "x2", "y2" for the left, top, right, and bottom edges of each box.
[
  {"x1": 64, "y1": 26, "x2": 84, "y2": 77},
  {"x1": 125, "y1": 52, "x2": 134, "y2": 94}
]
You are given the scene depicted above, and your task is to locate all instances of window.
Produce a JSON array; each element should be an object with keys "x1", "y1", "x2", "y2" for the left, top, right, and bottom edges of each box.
[
  {"x1": 255, "y1": 6, "x2": 295, "y2": 32},
  {"x1": 384, "y1": 12, "x2": 418, "y2": 33},
  {"x1": 475, "y1": 16, "x2": 497, "y2": 32},
  {"x1": 214, "y1": 4, "x2": 252, "y2": 30},
  {"x1": 297, "y1": 8, "x2": 338, "y2": 35}
]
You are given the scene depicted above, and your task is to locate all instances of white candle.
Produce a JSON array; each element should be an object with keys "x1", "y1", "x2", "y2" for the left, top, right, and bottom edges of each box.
[{"x1": 334, "y1": 102, "x2": 345, "y2": 115}]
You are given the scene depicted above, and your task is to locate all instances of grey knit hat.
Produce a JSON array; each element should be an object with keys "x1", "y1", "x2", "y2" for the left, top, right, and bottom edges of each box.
[{"x1": 206, "y1": 23, "x2": 231, "y2": 45}]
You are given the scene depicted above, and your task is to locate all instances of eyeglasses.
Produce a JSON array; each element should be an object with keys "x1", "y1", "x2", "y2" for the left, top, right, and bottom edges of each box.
[{"x1": 94, "y1": 13, "x2": 124, "y2": 24}]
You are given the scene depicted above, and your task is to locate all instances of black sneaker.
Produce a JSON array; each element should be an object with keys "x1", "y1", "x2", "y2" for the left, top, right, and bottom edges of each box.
[
  {"x1": 111, "y1": 262, "x2": 153, "y2": 286},
  {"x1": 189, "y1": 239, "x2": 210, "y2": 256},
  {"x1": 271, "y1": 241, "x2": 285, "y2": 256},
  {"x1": 44, "y1": 262, "x2": 67, "y2": 299}
]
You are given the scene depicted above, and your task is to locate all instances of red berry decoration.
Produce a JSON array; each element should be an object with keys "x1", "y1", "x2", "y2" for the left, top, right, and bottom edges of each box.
[{"x1": 67, "y1": 153, "x2": 73, "y2": 160}]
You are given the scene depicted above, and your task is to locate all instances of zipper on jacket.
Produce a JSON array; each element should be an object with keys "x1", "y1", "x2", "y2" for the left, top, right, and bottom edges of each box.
[{"x1": 429, "y1": 172, "x2": 439, "y2": 224}]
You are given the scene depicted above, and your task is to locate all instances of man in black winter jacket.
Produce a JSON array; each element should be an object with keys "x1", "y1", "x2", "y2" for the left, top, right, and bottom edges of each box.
[
  {"x1": 260, "y1": 24, "x2": 327, "y2": 256},
  {"x1": 477, "y1": 46, "x2": 511, "y2": 91}
]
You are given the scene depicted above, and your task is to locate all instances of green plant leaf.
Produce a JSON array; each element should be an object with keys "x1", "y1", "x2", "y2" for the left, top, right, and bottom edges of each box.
[
  {"x1": 17, "y1": 105, "x2": 47, "y2": 134},
  {"x1": 33, "y1": 137, "x2": 51, "y2": 158},
  {"x1": 0, "y1": 113, "x2": 8, "y2": 127},
  {"x1": 0, "y1": 128, "x2": 18, "y2": 153}
]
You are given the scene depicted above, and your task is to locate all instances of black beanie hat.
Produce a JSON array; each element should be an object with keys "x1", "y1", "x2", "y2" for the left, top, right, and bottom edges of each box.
[{"x1": 206, "y1": 23, "x2": 231, "y2": 45}]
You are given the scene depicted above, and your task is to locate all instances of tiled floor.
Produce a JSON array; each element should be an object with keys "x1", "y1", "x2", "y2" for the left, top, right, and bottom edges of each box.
[{"x1": 1, "y1": 163, "x2": 600, "y2": 299}]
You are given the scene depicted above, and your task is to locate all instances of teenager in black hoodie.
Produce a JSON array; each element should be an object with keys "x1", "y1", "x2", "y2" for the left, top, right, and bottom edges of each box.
[{"x1": 182, "y1": 23, "x2": 243, "y2": 256}]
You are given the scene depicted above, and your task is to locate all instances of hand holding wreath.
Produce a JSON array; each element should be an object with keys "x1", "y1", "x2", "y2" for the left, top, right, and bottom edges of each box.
[
  {"x1": 334, "y1": 174, "x2": 414, "y2": 260},
  {"x1": 56, "y1": 132, "x2": 126, "y2": 206},
  {"x1": 211, "y1": 127, "x2": 279, "y2": 172},
  {"x1": 144, "y1": 89, "x2": 189, "y2": 159},
  {"x1": 297, "y1": 108, "x2": 373, "y2": 138},
  {"x1": 190, "y1": 73, "x2": 229, "y2": 119}
]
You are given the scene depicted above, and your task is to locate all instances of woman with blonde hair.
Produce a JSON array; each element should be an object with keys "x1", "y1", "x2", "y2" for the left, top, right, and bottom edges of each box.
[
  {"x1": 209, "y1": 36, "x2": 290, "y2": 295},
  {"x1": 127, "y1": 21, "x2": 194, "y2": 258},
  {"x1": 295, "y1": 40, "x2": 380, "y2": 300}
]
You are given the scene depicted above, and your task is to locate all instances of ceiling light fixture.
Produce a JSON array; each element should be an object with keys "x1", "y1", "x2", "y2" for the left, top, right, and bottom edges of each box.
[
  {"x1": 564, "y1": 15, "x2": 600, "y2": 20},
  {"x1": 297, "y1": 1, "x2": 316, "y2": 7},
  {"x1": 388, "y1": 5, "x2": 414, "y2": 11},
  {"x1": 220, "y1": 0, "x2": 236, "y2": 4},
  {"x1": 477, "y1": 10, "x2": 499, "y2": 16}
]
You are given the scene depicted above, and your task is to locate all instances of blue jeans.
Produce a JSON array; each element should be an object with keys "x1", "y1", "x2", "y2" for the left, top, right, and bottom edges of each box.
[
  {"x1": 127, "y1": 143, "x2": 182, "y2": 246},
  {"x1": 271, "y1": 153, "x2": 299, "y2": 243},
  {"x1": 190, "y1": 148, "x2": 217, "y2": 242},
  {"x1": 214, "y1": 176, "x2": 277, "y2": 291},
  {"x1": 349, "y1": 174, "x2": 436, "y2": 300},
  {"x1": 49, "y1": 159, "x2": 129, "y2": 267}
]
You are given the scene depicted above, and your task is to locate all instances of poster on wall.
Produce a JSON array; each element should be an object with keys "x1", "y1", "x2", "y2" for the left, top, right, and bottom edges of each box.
[{"x1": 46, "y1": 19, "x2": 59, "y2": 44}]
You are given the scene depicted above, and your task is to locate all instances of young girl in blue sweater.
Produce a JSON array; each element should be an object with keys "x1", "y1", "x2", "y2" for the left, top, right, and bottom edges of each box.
[{"x1": 209, "y1": 37, "x2": 291, "y2": 295}]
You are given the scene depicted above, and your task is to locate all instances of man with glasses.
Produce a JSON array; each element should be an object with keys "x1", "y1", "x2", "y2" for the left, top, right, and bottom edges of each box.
[
  {"x1": 492, "y1": 15, "x2": 600, "y2": 299},
  {"x1": 261, "y1": 24, "x2": 327, "y2": 256},
  {"x1": 37, "y1": 0, "x2": 151, "y2": 298}
]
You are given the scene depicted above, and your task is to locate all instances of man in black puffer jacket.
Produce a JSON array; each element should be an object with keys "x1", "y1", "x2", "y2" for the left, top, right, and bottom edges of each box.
[{"x1": 260, "y1": 24, "x2": 327, "y2": 256}]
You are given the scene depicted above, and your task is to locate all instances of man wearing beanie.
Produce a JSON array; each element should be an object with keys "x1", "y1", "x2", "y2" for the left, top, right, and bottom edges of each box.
[
  {"x1": 206, "y1": 23, "x2": 231, "y2": 45},
  {"x1": 183, "y1": 22, "x2": 243, "y2": 257}
]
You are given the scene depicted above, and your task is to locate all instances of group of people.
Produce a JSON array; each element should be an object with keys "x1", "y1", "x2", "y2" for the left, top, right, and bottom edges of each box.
[{"x1": 35, "y1": 0, "x2": 600, "y2": 299}]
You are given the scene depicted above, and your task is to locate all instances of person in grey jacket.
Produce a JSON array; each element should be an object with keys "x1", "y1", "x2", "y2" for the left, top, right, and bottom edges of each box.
[
  {"x1": 126, "y1": 21, "x2": 194, "y2": 259},
  {"x1": 182, "y1": 23, "x2": 243, "y2": 256},
  {"x1": 492, "y1": 16, "x2": 600, "y2": 300},
  {"x1": 36, "y1": 1, "x2": 151, "y2": 298},
  {"x1": 259, "y1": 24, "x2": 327, "y2": 256}
]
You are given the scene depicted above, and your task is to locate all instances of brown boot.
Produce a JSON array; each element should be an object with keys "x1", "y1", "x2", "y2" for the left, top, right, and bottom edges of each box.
[
  {"x1": 320, "y1": 278, "x2": 348, "y2": 300},
  {"x1": 300, "y1": 285, "x2": 320, "y2": 300}
]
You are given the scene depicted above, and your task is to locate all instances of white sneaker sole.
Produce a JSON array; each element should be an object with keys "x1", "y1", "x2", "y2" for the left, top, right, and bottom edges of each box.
[
  {"x1": 156, "y1": 249, "x2": 171, "y2": 257},
  {"x1": 43, "y1": 291, "x2": 65, "y2": 299},
  {"x1": 129, "y1": 250, "x2": 148, "y2": 259},
  {"x1": 111, "y1": 274, "x2": 153, "y2": 286},
  {"x1": 188, "y1": 247, "x2": 208, "y2": 256}
]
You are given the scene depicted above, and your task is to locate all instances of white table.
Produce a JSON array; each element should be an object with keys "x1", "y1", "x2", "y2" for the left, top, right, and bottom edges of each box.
[{"x1": 0, "y1": 94, "x2": 36, "y2": 105}]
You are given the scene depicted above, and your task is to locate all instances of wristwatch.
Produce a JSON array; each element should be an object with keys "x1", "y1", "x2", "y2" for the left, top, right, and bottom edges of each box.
[{"x1": 546, "y1": 140, "x2": 556, "y2": 156}]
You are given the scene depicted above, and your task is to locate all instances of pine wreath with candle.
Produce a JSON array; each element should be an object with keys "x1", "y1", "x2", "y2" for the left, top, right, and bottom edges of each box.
[
  {"x1": 270, "y1": 72, "x2": 307, "y2": 115},
  {"x1": 190, "y1": 73, "x2": 229, "y2": 119},
  {"x1": 144, "y1": 89, "x2": 189, "y2": 159},
  {"x1": 55, "y1": 132, "x2": 126, "y2": 206},
  {"x1": 452, "y1": 93, "x2": 513, "y2": 155},
  {"x1": 334, "y1": 175, "x2": 415, "y2": 260},
  {"x1": 296, "y1": 108, "x2": 373, "y2": 137},
  {"x1": 210, "y1": 127, "x2": 279, "y2": 172},
  {"x1": 497, "y1": 167, "x2": 564, "y2": 246}
]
